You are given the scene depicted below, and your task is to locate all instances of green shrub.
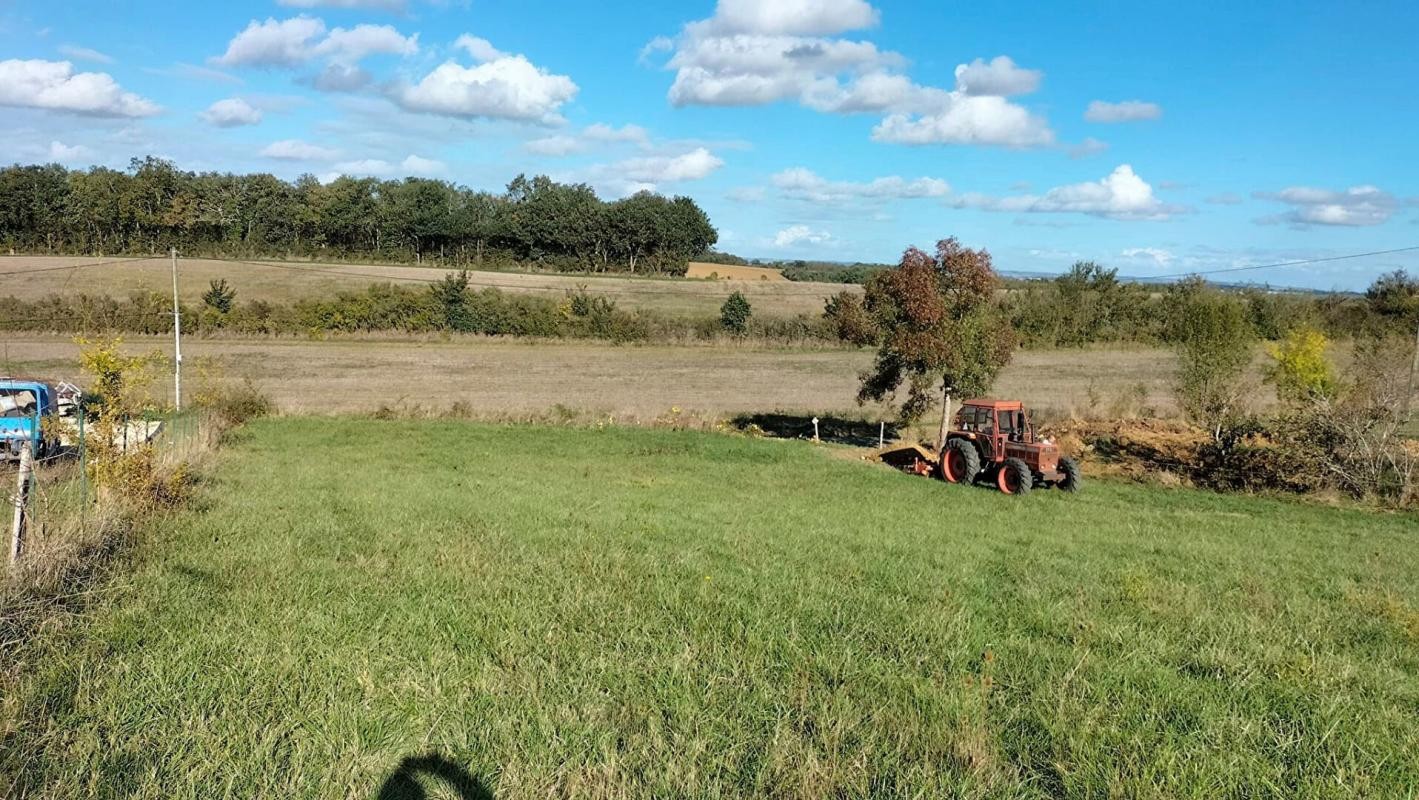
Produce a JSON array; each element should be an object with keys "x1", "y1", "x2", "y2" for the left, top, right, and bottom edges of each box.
[{"x1": 720, "y1": 291, "x2": 751, "y2": 335}]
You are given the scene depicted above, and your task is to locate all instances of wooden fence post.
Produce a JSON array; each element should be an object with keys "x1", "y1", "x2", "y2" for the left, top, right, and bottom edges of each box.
[{"x1": 10, "y1": 441, "x2": 34, "y2": 568}]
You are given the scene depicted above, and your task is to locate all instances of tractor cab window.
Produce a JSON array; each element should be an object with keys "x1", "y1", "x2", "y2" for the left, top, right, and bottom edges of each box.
[
  {"x1": 956, "y1": 407, "x2": 986, "y2": 432},
  {"x1": 1000, "y1": 409, "x2": 1032, "y2": 442}
]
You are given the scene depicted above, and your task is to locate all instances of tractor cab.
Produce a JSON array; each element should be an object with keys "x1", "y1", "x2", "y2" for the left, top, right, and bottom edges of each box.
[{"x1": 940, "y1": 399, "x2": 1080, "y2": 495}]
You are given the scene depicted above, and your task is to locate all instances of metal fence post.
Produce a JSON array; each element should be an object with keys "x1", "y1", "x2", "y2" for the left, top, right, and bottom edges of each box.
[{"x1": 79, "y1": 404, "x2": 88, "y2": 527}]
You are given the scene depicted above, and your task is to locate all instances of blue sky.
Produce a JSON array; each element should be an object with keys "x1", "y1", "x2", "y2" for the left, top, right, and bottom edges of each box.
[{"x1": 2, "y1": 0, "x2": 1416, "y2": 290}]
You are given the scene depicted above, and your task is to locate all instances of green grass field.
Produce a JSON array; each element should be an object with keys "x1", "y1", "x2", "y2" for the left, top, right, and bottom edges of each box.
[{"x1": 4, "y1": 419, "x2": 1418, "y2": 798}]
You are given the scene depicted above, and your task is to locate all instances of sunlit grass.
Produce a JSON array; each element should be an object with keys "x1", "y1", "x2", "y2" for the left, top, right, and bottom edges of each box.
[{"x1": 4, "y1": 418, "x2": 1417, "y2": 798}]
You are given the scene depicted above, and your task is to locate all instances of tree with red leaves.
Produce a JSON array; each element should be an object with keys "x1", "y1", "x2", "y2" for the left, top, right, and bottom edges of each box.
[{"x1": 857, "y1": 237, "x2": 1017, "y2": 446}]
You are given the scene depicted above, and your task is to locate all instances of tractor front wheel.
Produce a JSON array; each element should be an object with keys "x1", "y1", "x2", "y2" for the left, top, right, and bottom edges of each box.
[
  {"x1": 940, "y1": 439, "x2": 980, "y2": 485},
  {"x1": 996, "y1": 458, "x2": 1033, "y2": 496},
  {"x1": 1058, "y1": 457, "x2": 1082, "y2": 493}
]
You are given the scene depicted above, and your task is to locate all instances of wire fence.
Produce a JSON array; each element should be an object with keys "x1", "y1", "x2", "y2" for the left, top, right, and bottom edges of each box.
[{"x1": 4, "y1": 407, "x2": 196, "y2": 572}]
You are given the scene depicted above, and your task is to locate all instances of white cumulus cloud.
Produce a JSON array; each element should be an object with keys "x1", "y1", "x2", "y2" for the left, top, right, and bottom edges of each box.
[
  {"x1": 773, "y1": 224, "x2": 834, "y2": 247},
  {"x1": 771, "y1": 167, "x2": 949, "y2": 203},
  {"x1": 616, "y1": 147, "x2": 724, "y2": 183},
  {"x1": 215, "y1": 16, "x2": 327, "y2": 67},
  {"x1": 872, "y1": 94, "x2": 1054, "y2": 147},
  {"x1": 47, "y1": 141, "x2": 94, "y2": 162},
  {"x1": 400, "y1": 154, "x2": 445, "y2": 174},
  {"x1": 951, "y1": 164, "x2": 1179, "y2": 220},
  {"x1": 261, "y1": 139, "x2": 339, "y2": 160},
  {"x1": 1084, "y1": 100, "x2": 1162, "y2": 123},
  {"x1": 314, "y1": 24, "x2": 418, "y2": 63},
  {"x1": 392, "y1": 41, "x2": 578, "y2": 122},
  {"x1": 200, "y1": 97, "x2": 264, "y2": 127},
  {"x1": 649, "y1": 2, "x2": 1052, "y2": 148},
  {"x1": 328, "y1": 156, "x2": 444, "y2": 178},
  {"x1": 708, "y1": 0, "x2": 879, "y2": 36},
  {"x1": 1254, "y1": 185, "x2": 1398, "y2": 227},
  {"x1": 953, "y1": 56, "x2": 1040, "y2": 96},
  {"x1": 0, "y1": 59, "x2": 160, "y2": 117},
  {"x1": 215, "y1": 16, "x2": 416, "y2": 69},
  {"x1": 454, "y1": 35, "x2": 507, "y2": 63},
  {"x1": 1121, "y1": 247, "x2": 1175, "y2": 267}
]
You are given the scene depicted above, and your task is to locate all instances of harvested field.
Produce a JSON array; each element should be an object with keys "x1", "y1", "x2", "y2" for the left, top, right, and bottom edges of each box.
[
  {"x1": 0, "y1": 335, "x2": 1186, "y2": 419},
  {"x1": 0, "y1": 256, "x2": 838, "y2": 318},
  {"x1": 685, "y1": 261, "x2": 787, "y2": 281}
]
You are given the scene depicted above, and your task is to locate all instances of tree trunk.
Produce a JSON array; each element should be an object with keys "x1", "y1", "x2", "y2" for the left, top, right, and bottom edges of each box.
[{"x1": 937, "y1": 377, "x2": 952, "y2": 451}]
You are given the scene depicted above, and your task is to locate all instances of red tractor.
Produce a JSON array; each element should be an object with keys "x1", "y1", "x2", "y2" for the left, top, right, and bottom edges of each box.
[{"x1": 939, "y1": 399, "x2": 1080, "y2": 495}]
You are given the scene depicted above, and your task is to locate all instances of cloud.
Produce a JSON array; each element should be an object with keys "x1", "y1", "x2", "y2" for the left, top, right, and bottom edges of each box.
[
  {"x1": 200, "y1": 97, "x2": 263, "y2": 127},
  {"x1": 1068, "y1": 137, "x2": 1109, "y2": 159},
  {"x1": 584, "y1": 123, "x2": 651, "y2": 146},
  {"x1": 525, "y1": 123, "x2": 651, "y2": 156},
  {"x1": 392, "y1": 41, "x2": 578, "y2": 122},
  {"x1": 311, "y1": 63, "x2": 372, "y2": 91},
  {"x1": 1205, "y1": 192, "x2": 1243, "y2": 205},
  {"x1": 314, "y1": 24, "x2": 417, "y2": 63},
  {"x1": 215, "y1": 16, "x2": 416, "y2": 68},
  {"x1": 57, "y1": 45, "x2": 113, "y2": 65},
  {"x1": 771, "y1": 167, "x2": 949, "y2": 203},
  {"x1": 872, "y1": 95, "x2": 1054, "y2": 147},
  {"x1": 951, "y1": 164, "x2": 1179, "y2": 220},
  {"x1": 615, "y1": 147, "x2": 724, "y2": 183},
  {"x1": 708, "y1": 0, "x2": 879, "y2": 36},
  {"x1": 399, "y1": 154, "x2": 445, "y2": 174},
  {"x1": 650, "y1": 3, "x2": 1053, "y2": 148},
  {"x1": 1084, "y1": 100, "x2": 1162, "y2": 123},
  {"x1": 145, "y1": 63, "x2": 243, "y2": 84},
  {"x1": 454, "y1": 35, "x2": 507, "y2": 63},
  {"x1": 261, "y1": 139, "x2": 339, "y2": 160},
  {"x1": 0, "y1": 59, "x2": 160, "y2": 117},
  {"x1": 215, "y1": 16, "x2": 327, "y2": 67},
  {"x1": 1253, "y1": 185, "x2": 1398, "y2": 227},
  {"x1": 47, "y1": 141, "x2": 94, "y2": 162},
  {"x1": 316, "y1": 153, "x2": 443, "y2": 182},
  {"x1": 278, "y1": 0, "x2": 405, "y2": 10},
  {"x1": 953, "y1": 56, "x2": 1040, "y2": 96},
  {"x1": 1120, "y1": 247, "x2": 1174, "y2": 267},
  {"x1": 774, "y1": 224, "x2": 834, "y2": 247}
]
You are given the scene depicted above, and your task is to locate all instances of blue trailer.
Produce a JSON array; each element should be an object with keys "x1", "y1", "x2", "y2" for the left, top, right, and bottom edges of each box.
[{"x1": 1, "y1": 380, "x2": 59, "y2": 461}]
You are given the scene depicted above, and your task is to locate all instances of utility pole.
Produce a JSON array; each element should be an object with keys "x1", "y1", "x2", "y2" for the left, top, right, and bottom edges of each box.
[
  {"x1": 171, "y1": 247, "x2": 182, "y2": 411},
  {"x1": 1408, "y1": 318, "x2": 1419, "y2": 417}
]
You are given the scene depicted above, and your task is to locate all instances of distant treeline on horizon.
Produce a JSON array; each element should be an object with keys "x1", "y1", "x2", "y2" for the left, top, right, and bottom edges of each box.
[{"x1": 0, "y1": 157, "x2": 717, "y2": 275}]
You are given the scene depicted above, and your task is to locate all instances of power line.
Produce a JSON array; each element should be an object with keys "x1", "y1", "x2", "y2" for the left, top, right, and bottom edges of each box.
[
  {"x1": 0, "y1": 256, "x2": 164, "y2": 277},
  {"x1": 1151, "y1": 245, "x2": 1419, "y2": 280}
]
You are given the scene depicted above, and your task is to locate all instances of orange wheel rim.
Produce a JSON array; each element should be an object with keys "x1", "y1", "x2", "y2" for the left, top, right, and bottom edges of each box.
[
  {"x1": 997, "y1": 468, "x2": 1019, "y2": 494},
  {"x1": 946, "y1": 450, "x2": 966, "y2": 482}
]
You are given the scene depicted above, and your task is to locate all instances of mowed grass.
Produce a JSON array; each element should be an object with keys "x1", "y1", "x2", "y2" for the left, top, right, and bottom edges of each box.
[{"x1": 4, "y1": 419, "x2": 1418, "y2": 798}]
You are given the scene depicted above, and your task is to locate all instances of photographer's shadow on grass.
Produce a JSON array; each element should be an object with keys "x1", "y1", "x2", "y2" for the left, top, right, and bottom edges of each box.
[
  {"x1": 732, "y1": 412, "x2": 899, "y2": 447},
  {"x1": 376, "y1": 753, "x2": 493, "y2": 800}
]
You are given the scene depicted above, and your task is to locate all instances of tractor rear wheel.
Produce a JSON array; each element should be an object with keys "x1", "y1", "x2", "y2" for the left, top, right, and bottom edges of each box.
[
  {"x1": 1058, "y1": 457, "x2": 1082, "y2": 493},
  {"x1": 997, "y1": 458, "x2": 1033, "y2": 495},
  {"x1": 940, "y1": 439, "x2": 980, "y2": 484}
]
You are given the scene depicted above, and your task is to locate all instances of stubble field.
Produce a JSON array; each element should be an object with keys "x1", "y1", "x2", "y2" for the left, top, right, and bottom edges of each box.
[{"x1": 1, "y1": 256, "x2": 834, "y2": 318}]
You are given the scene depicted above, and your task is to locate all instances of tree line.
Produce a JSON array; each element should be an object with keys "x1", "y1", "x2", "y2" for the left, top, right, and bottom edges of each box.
[{"x1": 0, "y1": 158, "x2": 718, "y2": 275}]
